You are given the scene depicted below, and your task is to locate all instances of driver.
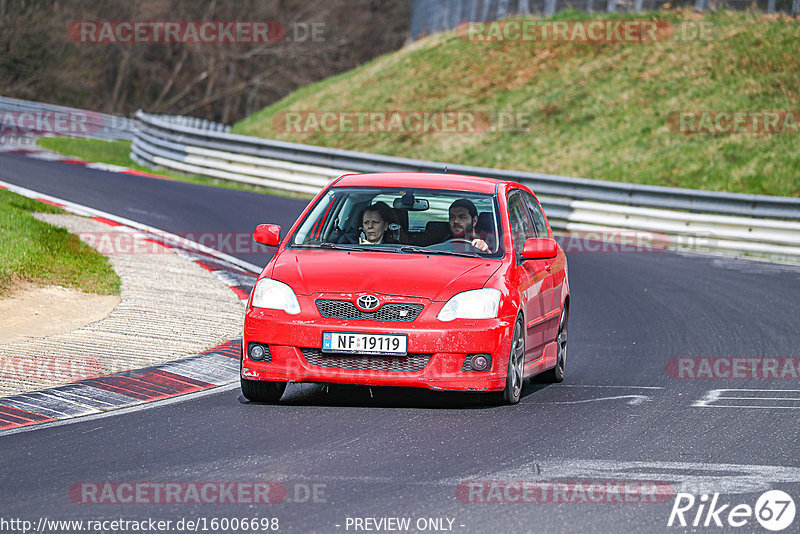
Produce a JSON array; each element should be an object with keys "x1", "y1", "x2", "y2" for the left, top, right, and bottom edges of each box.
[{"x1": 446, "y1": 199, "x2": 489, "y2": 252}]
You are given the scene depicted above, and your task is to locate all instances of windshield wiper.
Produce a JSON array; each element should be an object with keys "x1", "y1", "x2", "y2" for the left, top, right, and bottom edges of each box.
[
  {"x1": 309, "y1": 242, "x2": 363, "y2": 251},
  {"x1": 305, "y1": 243, "x2": 402, "y2": 253},
  {"x1": 399, "y1": 246, "x2": 482, "y2": 258}
]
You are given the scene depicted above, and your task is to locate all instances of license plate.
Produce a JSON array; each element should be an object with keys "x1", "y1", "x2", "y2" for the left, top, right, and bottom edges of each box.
[{"x1": 322, "y1": 332, "x2": 407, "y2": 355}]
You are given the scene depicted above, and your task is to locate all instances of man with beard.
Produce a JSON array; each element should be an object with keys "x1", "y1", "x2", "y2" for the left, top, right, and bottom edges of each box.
[{"x1": 446, "y1": 198, "x2": 490, "y2": 252}]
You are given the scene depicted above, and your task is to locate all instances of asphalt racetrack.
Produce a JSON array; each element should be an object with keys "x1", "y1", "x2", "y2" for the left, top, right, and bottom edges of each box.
[{"x1": 1, "y1": 151, "x2": 800, "y2": 533}]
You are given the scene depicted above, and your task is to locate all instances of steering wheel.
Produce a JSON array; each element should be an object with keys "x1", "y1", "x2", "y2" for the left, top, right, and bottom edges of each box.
[
  {"x1": 444, "y1": 238, "x2": 474, "y2": 245},
  {"x1": 424, "y1": 237, "x2": 483, "y2": 252}
]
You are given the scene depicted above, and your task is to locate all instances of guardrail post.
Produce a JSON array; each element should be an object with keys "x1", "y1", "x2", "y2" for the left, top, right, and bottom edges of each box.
[
  {"x1": 767, "y1": 0, "x2": 776, "y2": 12},
  {"x1": 793, "y1": 0, "x2": 800, "y2": 15},
  {"x1": 694, "y1": 0, "x2": 706, "y2": 11},
  {"x1": 518, "y1": 0, "x2": 530, "y2": 14},
  {"x1": 545, "y1": 0, "x2": 557, "y2": 16},
  {"x1": 634, "y1": 0, "x2": 643, "y2": 11},
  {"x1": 607, "y1": 0, "x2": 616, "y2": 12},
  {"x1": 497, "y1": 0, "x2": 511, "y2": 18},
  {"x1": 469, "y1": 0, "x2": 479, "y2": 19},
  {"x1": 587, "y1": 0, "x2": 595, "y2": 12}
]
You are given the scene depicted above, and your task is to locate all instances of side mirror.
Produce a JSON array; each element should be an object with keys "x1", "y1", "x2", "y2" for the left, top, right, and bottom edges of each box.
[
  {"x1": 253, "y1": 224, "x2": 281, "y2": 246},
  {"x1": 521, "y1": 238, "x2": 557, "y2": 260}
]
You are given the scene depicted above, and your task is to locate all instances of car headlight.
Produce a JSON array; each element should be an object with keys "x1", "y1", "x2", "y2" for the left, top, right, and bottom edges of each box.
[
  {"x1": 251, "y1": 278, "x2": 301, "y2": 314},
  {"x1": 437, "y1": 288, "x2": 501, "y2": 322}
]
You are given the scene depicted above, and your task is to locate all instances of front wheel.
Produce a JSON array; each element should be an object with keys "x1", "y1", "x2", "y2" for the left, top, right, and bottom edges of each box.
[
  {"x1": 484, "y1": 317, "x2": 525, "y2": 405},
  {"x1": 241, "y1": 377, "x2": 286, "y2": 403}
]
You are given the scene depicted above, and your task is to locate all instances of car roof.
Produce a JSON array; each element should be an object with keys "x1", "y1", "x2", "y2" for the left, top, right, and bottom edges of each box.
[{"x1": 333, "y1": 172, "x2": 505, "y2": 194}]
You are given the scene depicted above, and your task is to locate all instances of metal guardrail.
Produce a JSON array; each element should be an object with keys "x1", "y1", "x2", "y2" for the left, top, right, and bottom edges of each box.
[
  {"x1": 132, "y1": 110, "x2": 800, "y2": 261},
  {"x1": 0, "y1": 96, "x2": 134, "y2": 141},
  {"x1": 409, "y1": 0, "x2": 800, "y2": 39}
]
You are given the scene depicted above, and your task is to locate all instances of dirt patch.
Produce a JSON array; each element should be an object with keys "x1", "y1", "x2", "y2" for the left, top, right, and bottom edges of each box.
[{"x1": 0, "y1": 284, "x2": 120, "y2": 344}]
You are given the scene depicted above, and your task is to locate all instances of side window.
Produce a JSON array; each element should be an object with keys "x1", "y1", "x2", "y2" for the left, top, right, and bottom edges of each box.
[
  {"x1": 507, "y1": 193, "x2": 534, "y2": 255},
  {"x1": 522, "y1": 191, "x2": 547, "y2": 237}
]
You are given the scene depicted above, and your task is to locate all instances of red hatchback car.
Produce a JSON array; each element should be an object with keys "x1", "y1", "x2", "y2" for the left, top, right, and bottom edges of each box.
[{"x1": 242, "y1": 173, "x2": 569, "y2": 405}]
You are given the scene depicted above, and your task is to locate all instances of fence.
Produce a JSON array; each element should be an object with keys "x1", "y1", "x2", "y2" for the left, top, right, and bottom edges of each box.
[
  {"x1": 132, "y1": 111, "x2": 800, "y2": 261},
  {"x1": 409, "y1": 0, "x2": 800, "y2": 38}
]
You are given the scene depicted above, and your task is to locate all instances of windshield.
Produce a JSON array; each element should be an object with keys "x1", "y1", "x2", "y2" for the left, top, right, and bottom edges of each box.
[{"x1": 290, "y1": 187, "x2": 503, "y2": 257}]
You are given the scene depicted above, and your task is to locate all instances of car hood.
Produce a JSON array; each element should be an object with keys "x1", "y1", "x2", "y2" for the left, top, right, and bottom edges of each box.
[{"x1": 268, "y1": 249, "x2": 502, "y2": 301}]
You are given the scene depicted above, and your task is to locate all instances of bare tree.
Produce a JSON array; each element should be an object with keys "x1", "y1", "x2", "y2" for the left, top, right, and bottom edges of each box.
[{"x1": 0, "y1": 0, "x2": 412, "y2": 122}]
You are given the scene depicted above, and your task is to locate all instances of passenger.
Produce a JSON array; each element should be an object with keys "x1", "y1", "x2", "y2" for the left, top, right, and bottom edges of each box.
[
  {"x1": 447, "y1": 199, "x2": 490, "y2": 252},
  {"x1": 359, "y1": 201, "x2": 402, "y2": 244}
]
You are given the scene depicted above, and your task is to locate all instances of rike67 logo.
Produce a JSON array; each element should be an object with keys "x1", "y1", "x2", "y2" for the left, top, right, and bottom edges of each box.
[{"x1": 668, "y1": 490, "x2": 796, "y2": 531}]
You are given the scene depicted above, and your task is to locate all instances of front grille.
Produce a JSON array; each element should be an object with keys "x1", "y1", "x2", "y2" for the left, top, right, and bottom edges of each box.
[
  {"x1": 462, "y1": 357, "x2": 474, "y2": 372},
  {"x1": 316, "y1": 300, "x2": 423, "y2": 322},
  {"x1": 300, "y1": 348, "x2": 431, "y2": 372}
]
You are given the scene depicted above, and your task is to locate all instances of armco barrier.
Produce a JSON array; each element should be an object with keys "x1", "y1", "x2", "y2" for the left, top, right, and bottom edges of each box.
[
  {"x1": 130, "y1": 110, "x2": 800, "y2": 261},
  {"x1": 0, "y1": 96, "x2": 134, "y2": 141}
]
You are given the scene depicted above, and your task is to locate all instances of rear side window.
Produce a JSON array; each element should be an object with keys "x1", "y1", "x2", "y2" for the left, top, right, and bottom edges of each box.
[
  {"x1": 507, "y1": 192, "x2": 534, "y2": 254},
  {"x1": 522, "y1": 191, "x2": 548, "y2": 237}
]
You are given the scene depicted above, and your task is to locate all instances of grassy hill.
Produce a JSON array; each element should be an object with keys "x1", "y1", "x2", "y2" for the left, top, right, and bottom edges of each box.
[{"x1": 232, "y1": 10, "x2": 800, "y2": 197}]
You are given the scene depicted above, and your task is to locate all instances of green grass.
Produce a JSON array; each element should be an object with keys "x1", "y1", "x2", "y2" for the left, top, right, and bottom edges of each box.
[
  {"x1": 232, "y1": 10, "x2": 800, "y2": 197},
  {"x1": 36, "y1": 137, "x2": 309, "y2": 198},
  {"x1": 0, "y1": 188, "x2": 120, "y2": 297},
  {"x1": 37, "y1": 137, "x2": 134, "y2": 167}
]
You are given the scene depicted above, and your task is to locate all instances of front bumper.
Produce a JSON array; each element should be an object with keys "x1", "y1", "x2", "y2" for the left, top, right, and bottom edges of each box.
[{"x1": 242, "y1": 298, "x2": 517, "y2": 392}]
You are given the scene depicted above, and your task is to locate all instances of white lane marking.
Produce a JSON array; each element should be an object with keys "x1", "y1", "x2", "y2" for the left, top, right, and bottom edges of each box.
[
  {"x1": 157, "y1": 355, "x2": 239, "y2": 385},
  {"x1": 461, "y1": 459, "x2": 800, "y2": 495},
  {"x1": 24, "y1": 151, "x2": 69, "y2": 161},
  {"x1": 0, "y1": 397, "x2": 67, "y2": 419},
  {"x1": 239, "y1": 459, "x2": 800, "y2": 497},
  {"x1": 542, "y1": 394, "x2": 652, "y2": 405},
  {"x1": 52, "y1": 383, "x2": 140, "y2": 408},
  {"x1": 3, "y1": 392, "x2": 100, "y2": 418},
  {"x1": 0, "y1": 382, "x2": 240, "y2": 437},
  {"x1": 210, "y1": 269, "x2": 257, "y2": 288},
  {"x1": 0, "y1": 179, "x2": 262, "y2": 274},
  {"x1": 85, "y1": 162, "x2": 135, "y2": 173},
  {"x1": 557, "y1": 384, "x2": 665, "y2": 390},
  {"x1": 694, "y1": 389, "x2": 800, "y2": 409}
]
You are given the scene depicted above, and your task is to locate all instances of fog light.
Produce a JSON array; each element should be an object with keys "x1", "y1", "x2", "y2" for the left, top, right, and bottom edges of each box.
[
  {"x1": 465, "y1": 354, "x2": 491, "y2": 372},
  {"x1": 249, "y1": 343, "x2": 266, "y2": 361},
  {"x1": 472, "y1": 355, "x2": 490, "y2": 371}
]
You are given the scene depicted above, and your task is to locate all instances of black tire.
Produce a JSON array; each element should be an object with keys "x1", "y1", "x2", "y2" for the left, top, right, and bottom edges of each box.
[
  {"x1": 484, "y1": 316, "x2": 525, "y2": 405},
  {"x1": 240, "y1": 377, "x2": 286, "y2": 403},
  {"x1": 540, "y1": 304, "x2": 567, "y2": 383}
]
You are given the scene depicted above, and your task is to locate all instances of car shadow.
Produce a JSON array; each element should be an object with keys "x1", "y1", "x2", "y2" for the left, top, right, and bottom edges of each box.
[{"x1": 238, "y1": 380, "x2": 553, "y2": 409}]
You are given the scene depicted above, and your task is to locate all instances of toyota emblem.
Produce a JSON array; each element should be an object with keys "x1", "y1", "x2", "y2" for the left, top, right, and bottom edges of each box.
[{"x1": 356, "y1": 294, "x2": 380, "y2": 311}]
